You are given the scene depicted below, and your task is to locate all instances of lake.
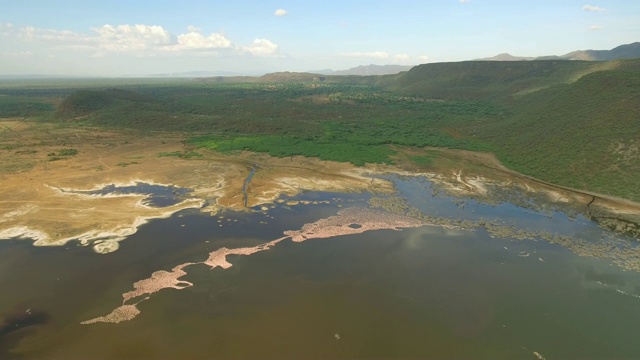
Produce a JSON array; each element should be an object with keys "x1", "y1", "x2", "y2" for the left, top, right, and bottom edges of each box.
[{"x1": 1, "y1": 175, "x2": 640, "y2": 359}]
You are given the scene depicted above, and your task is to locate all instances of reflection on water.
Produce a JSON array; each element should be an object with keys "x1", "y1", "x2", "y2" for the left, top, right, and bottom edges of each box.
[
  {"x1": 386, "y1": 175, "x2": 640, "y2": 271},
  {"x1": 1, "y1": 177, "x2": 640, "y2": 359}
]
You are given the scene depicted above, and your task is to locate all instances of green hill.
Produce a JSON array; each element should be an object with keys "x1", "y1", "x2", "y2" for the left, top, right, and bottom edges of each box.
[
  {"x1": 466, "y1": 63, "x2": 640, "y2": 200},
  {"x1": 54, "y1": 88, "x2": 195, "y2": 130},
  {"x1": 385, "y1": 60, "x2": 618, "y2": 99},
  {"x1": 258, "y1": 72, "x2": 327, "y2": 82},
  {"x1": 56, "y1": 88, "x2": 161, "y2": 119},
  {"x1": 341, "y1": 58, "x2": 640, "y2": 200}
]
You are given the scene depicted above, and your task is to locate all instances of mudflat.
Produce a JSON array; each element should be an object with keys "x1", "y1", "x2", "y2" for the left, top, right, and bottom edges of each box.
[
  {"x1": 2, "y1": 120, "x2": 638, "y2": 253},
  {"x1": 0, "y1": 122, "x2": 390, "y2": 251}
]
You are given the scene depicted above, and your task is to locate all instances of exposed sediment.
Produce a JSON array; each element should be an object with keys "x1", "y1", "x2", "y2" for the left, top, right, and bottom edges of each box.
[
  {"x1": 284, "y1": 207, "x2": 428, "y2": 242},
  {"x1": 80, "y1": 304, "x2": 141, "y2": 325},
  {"x1": 122, "y1": 263, "x2": 195, "y2": 303},
  {"x1": 0, "y1": 132, "x2": 386, "y2": 250},
  {"x1": 203, "y1": 236, "x2": 288, "y2": 269},
  {"x1": 81, "y1": 206, "x2": 430, "y2": 325},
  {"x1": 4, "y1": 125, "x2": 636, "y2": 255},
  {"x1": 80, "y1": 186, "x2": 640, "y2": 325}
]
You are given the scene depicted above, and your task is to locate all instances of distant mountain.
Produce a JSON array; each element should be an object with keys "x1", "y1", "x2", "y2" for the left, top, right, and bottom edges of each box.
[
  {"x1": 137, "y1": 70, "x2": 259, "y2": 77},
  {"x1": 0, "y1": 74, "x2": 85, "y2": 79},
  {"x1": 259, "y1": 72, "x2": 327, "y2": 82},
  {"x1": 475, "y1": 53, "x2": 534, "y2": 61},
  {"x1": 543, "y1": 42, "x2": 640, "y2": 61},
  {"x1": 312, "y1": 64, "x2": 413, "y2": 76},
  {"x1": 307, "y1": 69, "x2": 334, "y2": 75},
  {"x1": 478, "y1": 42, "x2": 640, "y2": 62},
  {"x1": 0, "y1": 71, "x2": 264, "y2": 79}
]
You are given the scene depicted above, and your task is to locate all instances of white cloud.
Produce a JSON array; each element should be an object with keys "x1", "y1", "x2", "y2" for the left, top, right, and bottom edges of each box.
[
  {"x1": 13, "y1": 24, "x2": 176, "y2": 53},
  {"x1": 274, "y1": 9, "x2": 288, "y2": 16},
  {"x1": 583, "y1": 5, "x2": 606, "y2": 12},
  {"x1": 18, "y1": 26, "x2": 85, "y2": 43},
  {"x1": 0, "y1": 22, "x2": 14, "y2": 36},
  {"x1": 589, "y1": 24, "x2": 603, "y2": 30},
  {"x1": 459, "y1": 0, "x2": 469, "y2": 3},
  {"x1": 342, "y1": 51, "x2": 390, "y2": 59},
  {"x1": 393, "y1": 53, "x2": 410, "y2": 62},
  {"x1": 0, "y1": 50, "x2": 33, "y2": 58},
  {"x1": 418, "y1": 55, "x2": 430, "y2": 62},
  {"x1": 92, "y1": 24, "x2": 175, "y2": 52},
  {"x1": 174, "y1": 31, "x2": 231, "y2": 50},
  {"x1": 242, "y1": 38, "x2": 279, "y2": 56},
  {"x1": 6, "y1": 23, "x2": 271, "y2": 58}
]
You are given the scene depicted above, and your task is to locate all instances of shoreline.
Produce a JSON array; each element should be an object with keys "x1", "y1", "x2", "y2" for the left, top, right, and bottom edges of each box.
[{"x1": 0, "y1": 124, "x2": 638, "y2": 251}]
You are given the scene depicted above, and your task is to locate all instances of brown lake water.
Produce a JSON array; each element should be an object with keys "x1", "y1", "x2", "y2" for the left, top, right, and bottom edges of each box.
[{"x1": 1, "y1": 176, "x2": 640, "y2": 359}]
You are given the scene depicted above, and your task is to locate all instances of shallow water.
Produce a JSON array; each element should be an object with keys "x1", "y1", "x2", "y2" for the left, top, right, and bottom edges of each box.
[
  {"x1": 63, "y1": 182, "x2": 192, "y2": 207},
  {"x1": 242, "y1": 167, "x2": 257, "y2": 207},
  {"x1": 1, "y1": 178, "x2": 640, "y2": 359}
]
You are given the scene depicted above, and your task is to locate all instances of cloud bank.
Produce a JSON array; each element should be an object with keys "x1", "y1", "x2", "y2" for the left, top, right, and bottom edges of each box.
[
  {"x1": 340, "y1": 51, "x2": 416, "y2": 64},
  {"x1": 583, "y1": 5, "x2": 606, "y2": 12},
  {"x1": 3, "y1": 23, "x2": 278, "y2": 57},
  {"x1": 342, "y1": 51, "x2": 390, "y2": 59},
  {"x1": 274, "y1": 9, "x2": 288, "y2": 16}
]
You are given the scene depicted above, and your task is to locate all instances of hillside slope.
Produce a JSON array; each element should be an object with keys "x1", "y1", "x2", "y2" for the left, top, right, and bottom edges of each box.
[
  {"x1": 54, "y1": 88, "x2": 192, "y2": 129},
  {"x1": 56, "y1": 88, "x2": 160, "y2": 119},
  {"x1": 463, "y1": 60, "x2": 640, "y2": 200},
  {"x1": 385, "y1": 60, "x2": 615, "y2": 99}
]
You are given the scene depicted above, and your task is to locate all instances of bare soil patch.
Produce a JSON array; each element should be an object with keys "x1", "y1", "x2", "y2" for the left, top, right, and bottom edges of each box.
[{"x1": 0, "y1": 122, "x2": 386, "y2": 250}]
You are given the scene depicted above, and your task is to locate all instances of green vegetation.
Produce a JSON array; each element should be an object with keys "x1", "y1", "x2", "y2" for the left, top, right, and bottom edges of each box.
[
  {"x1": 158, "y1": 150, "x2": 203, "y2": 159},
  {"x1": 3, "y1": 58, "x2": 639, "y2": 201},
  {"x1": 469, "y1": 67, "x2": 640, "y2": 199},
  {"x1": 57, "y1": 148, "x2": 78, "y2": 156},
  {"x1": 408, "y1": 151, "x2": 439, "y2": 168},
  {"x1": 117, "y1": 161, "x2": 139, "y2": 167},
  {"x1": 1, "y1": 144, "x2": 20, "y2": 150},
  {"x1": 0, "y1": 95, "x2": 54, "y2": 117},
  {"x1": 192, "y1": 134, "x2": 396, "y2": 166},
  {"x1": 186, "y1": 95, "x2": 495, "y2": 166},
  {"x1": 47, "y1": 148, "x2": 78, "y2": 161},
  {"x1": 15, "y1": 150, "x2": 37, "y2": 155},
  {"x1": 386, "y1": 60, "x2": 614, "y2": 99}
]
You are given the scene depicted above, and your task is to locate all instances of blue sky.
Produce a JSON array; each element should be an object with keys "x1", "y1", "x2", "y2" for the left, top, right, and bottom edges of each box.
[{"x1": 0, "y1": 0, "x2": 637, "y2": 76}]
